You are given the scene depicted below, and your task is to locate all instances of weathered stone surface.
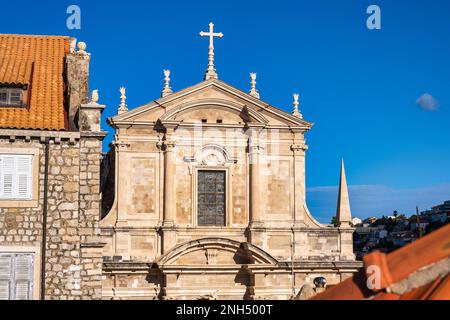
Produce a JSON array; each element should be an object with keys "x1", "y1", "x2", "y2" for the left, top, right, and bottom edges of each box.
[
  {"x1": 99, "y1": 80, "x2": 361, "y2": 300},
  {"x1": 0, "y1": 77, "x2": 105, "y2": 300}
]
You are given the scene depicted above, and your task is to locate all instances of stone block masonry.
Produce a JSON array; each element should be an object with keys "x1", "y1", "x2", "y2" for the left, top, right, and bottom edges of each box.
[{"x1": 0, "y1": 130, "x2": 105, "y2": 300}]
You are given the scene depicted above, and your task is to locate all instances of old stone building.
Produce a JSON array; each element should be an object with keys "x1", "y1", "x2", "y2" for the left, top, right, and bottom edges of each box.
[
  {"x1": 0, "y1": 34, "x2": 104, "y2": 300},
  {"x1": 100, "y1": 23, "x2": 362, "y2": 300},
  {"x1": 0, "y1": 28, "x2": 362, "y2": 301}
]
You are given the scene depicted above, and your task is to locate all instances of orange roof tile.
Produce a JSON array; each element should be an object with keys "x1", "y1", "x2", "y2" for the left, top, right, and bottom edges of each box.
[
  {"x1": 0, "y1": 34, "x2": 70, "y2": 131},
  {"x1": 312, "y1": 223, "x2": 450, "y2": 300}
]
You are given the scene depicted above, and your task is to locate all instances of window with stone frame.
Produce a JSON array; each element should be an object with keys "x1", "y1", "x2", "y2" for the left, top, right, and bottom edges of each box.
[
  {"x1": 0, "y1": 254, "x2": 34, "y2": 300},
  {"x1": 0, "y1": 155, "x2": 33, "y2": 200},
  {"x1": 197, "y1": 170, "x2": 226, "y2": 226},
  {"x1": 0, "y1": 87, "x2": 27, "y2": 107}
]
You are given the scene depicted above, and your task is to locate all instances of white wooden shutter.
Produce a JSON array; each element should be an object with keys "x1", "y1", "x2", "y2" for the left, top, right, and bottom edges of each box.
[
  {"x1": 1, "y1": 156, "x2": 15, "y2": 198},
  {"x1": 14, "y1": 255, "x2": 33, "y2": 300},
  {"x1": 0, "y1": 255, "x2": 12, "y2": 300},
  {"x1": 0, "y1": 157, "x2": 2, "y2": 198},
  {"x1": 0, "y1": 254, "x2": 33, "y2": 300},
  {"x1": 15, "y1": 156, "x2": 32, "y2": 199},
  {"x1": 0, "y1": 155, "x2": 32, "y2": 200}
]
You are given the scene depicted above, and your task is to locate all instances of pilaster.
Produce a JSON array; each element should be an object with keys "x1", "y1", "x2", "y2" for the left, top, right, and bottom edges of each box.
[
  {"x1": 161, "y1": 126, "x2": 178, "y2": 253},
  {"x1": 291, "y1": 141, "x2": 308, "y2": 228},
  {"x1": 247, "y1": 128, "x2": 266, "y2": 248},
  {"x1": 339, "y1": 227, "x2": 356, "y2": 261}
]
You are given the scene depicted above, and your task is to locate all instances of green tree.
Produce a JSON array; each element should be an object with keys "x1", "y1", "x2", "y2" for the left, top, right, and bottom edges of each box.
[{"x1": 331, "y1": 216, "x2": 338, "y2": 227}]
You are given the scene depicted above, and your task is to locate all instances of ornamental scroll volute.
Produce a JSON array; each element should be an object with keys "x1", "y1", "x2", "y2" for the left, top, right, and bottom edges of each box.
[{"x1": 184, "y1": 144, "x2": 237, "y2": 166}]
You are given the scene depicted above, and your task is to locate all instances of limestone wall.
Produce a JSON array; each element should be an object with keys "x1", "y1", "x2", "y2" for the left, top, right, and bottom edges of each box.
[
  {"x1": 101, "y1": 127, "x2": 320, "y2": 260},
  {"x1": 0, "y1": 133, "x2": 103, "y2": 300}
]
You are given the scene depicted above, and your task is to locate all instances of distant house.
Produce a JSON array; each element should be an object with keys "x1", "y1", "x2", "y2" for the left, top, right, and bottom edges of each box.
[
  {"x1": 390, "y1": 230, "x2": 417, "y2": 247},
  {"x1": 363, "y1": 217, "x2": 378, "y2": 224},
  {"x1": 351, "y1": 217, "x2": 362, "y2": 226},
  {"x1": 392, "y1": 221, "x2": 409, "y2": 232},
  {"x1": 421, "y1": 200, "x2": 450, "y2": 224},
  {"x1": 378, "y1": 229, "x2": 388, "y2": 239},
  {"x1": 410, "y1": 222, "x2": 429, "y2": 231}
]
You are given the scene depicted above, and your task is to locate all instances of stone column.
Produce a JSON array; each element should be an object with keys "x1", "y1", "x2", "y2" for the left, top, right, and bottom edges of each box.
[
  {"x1": 291, "y1": 133, "x2": 310, "y2": 260},
  {"x1": 109, "y1": 136, "x2": 132, "y2": 262},
  {"x1": 291, "y1": 141, "x2": 308, "y2": 227},
  {"x1": 247, "y1": 128, "x2": 265, "y2": 247},
  {"x1": 161, "y1": 127, "x2": 177, "y2": 253},
  {"x1": 163, "y1": 144, "x2": 176, "y2": 226}
]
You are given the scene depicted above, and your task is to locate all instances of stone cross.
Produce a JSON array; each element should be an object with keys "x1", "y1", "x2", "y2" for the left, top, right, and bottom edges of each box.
[{"x1": 199, "y1": 22, "x2": 224, "y2": 80}]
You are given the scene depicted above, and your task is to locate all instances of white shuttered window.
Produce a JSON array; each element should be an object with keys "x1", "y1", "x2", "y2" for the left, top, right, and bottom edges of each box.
[
  {"x1": 0, "y1": 155, "x2": 32, "y2": 200},
  {"x1": 0, "y1": 254, "x2": 33, "y2": 300}
]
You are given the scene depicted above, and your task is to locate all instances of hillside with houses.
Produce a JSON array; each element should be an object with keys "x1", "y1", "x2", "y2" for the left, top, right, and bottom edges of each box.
[{"x1": 349, "y1": 200, "x2": 450, "y2": 260}]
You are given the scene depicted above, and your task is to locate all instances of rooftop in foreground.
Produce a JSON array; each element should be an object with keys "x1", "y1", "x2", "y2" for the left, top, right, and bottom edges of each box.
[{"x1": 312, "y1": 223, "x2": 450, "y2": 300}]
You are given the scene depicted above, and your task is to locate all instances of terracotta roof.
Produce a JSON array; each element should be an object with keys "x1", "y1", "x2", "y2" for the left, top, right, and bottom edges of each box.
[
  {"x1": 312, "y1": 223, "x2": 450, "y2": 300},
  {"x1": 0, "y1": 34, "x2": 70, "y2": 131},
  {"x1": 0, "y1": 58, "x2": 33, "y2": 85}
]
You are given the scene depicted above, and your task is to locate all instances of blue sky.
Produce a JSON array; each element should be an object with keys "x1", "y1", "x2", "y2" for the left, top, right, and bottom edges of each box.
[{"x1": 2, "y1": 0, "x2": 450, "y2": 223}]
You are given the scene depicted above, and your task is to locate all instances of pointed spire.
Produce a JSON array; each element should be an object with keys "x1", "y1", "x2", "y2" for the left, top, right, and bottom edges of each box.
[
  {"x1": 161, "y1": 69, "x2": 173, "y2": 97},
  {"x1": 336, "y1": 159, "x2": 352, "y2": 228},
  {"x1": 118, "y1": 87, "x2": 128, "y2": 115},
  {"x1": 292, "y1": 93, "x2": 302, "y2": 118},
  {"x1": 249, "y1": 73, "x2": 260, "y2": 99}
]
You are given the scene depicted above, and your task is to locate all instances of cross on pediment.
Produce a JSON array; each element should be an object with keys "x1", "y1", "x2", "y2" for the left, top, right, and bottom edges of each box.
[{"x1": 199, "y1": 22, "x2": 224, "y2": 80}]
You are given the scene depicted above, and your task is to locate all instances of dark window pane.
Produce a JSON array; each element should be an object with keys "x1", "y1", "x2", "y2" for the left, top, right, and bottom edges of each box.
[
  {"x1": 206, "y1": 194, "x2": 214, "y2": 203},
  {"x1": 10, "y1": 92, "x2": 21, "y2": 101},
  {"x1": 0, "y1": 91, "x2": 7, "y2": 102},
  {"x1": 0, "y1": 88, "x2": 23, "y2": 106},
  {"x1": 216, "y1": 182, "x2": 225, "y2": 193},
  {"x1": 198, "y1": 170, "x2": 226, "y2": 226},
  {"x1": 216, "y1": 194, "x2": 225, "y2": 203}
]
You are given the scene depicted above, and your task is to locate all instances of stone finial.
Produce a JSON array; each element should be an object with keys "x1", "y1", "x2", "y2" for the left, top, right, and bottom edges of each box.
[
  {"x1": 75, "y1": 41, "x2": 90, "y2": 59},
  {"x1": 292, "y1": 93, "x2": 302, "y2": 118},
  {"x1": 77, "y1": 42, "x2": 87, "y2": 53},
  {"x1": 336, "y1": 159, "x2": 352, "y2": 228},
  {"x1": 118, "y1": 87, "x2": 128, "y2": 115},
  {"x1": 249, "y1": 73, "x2": 260, "y2": 99},
  {"x1": 69, "y1": 38, "x2": 77, "y2": 53},
  {"x1": 80, "y1": 89, "x2": 105, "y2": 132},
  {"x1": 90, "y1": 90, "x2": 99, "y2": 104},
  {"x1": 161, "y1": 69, "x2": 173, "y2": 97}
]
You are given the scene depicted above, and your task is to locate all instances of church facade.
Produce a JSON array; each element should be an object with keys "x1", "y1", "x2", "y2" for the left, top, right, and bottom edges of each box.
[{"x1": 99, "y1": 23, "x2": 362, "y2": 300}]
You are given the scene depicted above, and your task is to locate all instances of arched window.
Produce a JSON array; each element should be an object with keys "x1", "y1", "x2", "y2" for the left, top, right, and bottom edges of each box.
[{"x1": 197, "y1": 170, "x2": 226, "y2": 226}]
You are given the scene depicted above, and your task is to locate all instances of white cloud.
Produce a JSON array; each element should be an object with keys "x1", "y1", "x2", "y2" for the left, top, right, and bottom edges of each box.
[{"x1": 416, "y1": 93, "x2": 440, "y2": 112}]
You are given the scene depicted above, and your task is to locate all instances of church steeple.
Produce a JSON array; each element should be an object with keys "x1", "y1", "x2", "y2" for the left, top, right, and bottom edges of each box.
[{"x1": 336, "y1": 159, "x2": 352, "y2": 228}]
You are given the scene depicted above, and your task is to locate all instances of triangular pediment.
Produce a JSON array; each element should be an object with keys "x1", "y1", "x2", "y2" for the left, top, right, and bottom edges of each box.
[{"x1": 109, "y1": 79, "x2": 313, "y2": 129}]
